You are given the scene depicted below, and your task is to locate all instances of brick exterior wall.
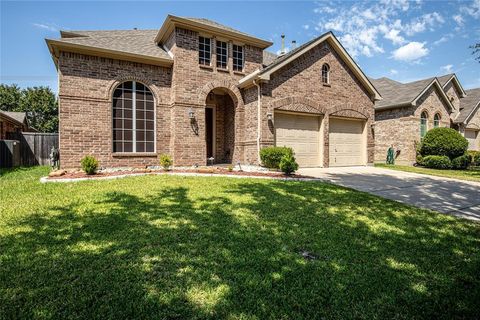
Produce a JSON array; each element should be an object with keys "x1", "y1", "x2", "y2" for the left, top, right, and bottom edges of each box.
[
  {"x1": 374, "y1": 86, "x2": 451, "y2": 165},
  {"x1": 260, "y1": 41, "x2": 375, "y2": 167},
  {"x1": 444, "y1": 81, "x2": 462, "y2": 120},
  {"x1": 56, "y1": 27, "x2": 377, "y2": 169}
]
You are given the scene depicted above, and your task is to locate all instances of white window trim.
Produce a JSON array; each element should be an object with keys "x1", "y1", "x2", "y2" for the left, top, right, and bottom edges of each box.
[
  {"x1": 216, "y1": 40, "x2": 228, "y2": 69},
  {"x1": 112, "y1": 80, "x2": 156, "y2": 154},
  {"x1": 232, "y1": 44, "x2": 244, "y2": 72},
  {"x1": 199, "y1": 36, "x2": 212, "y2": 66}
]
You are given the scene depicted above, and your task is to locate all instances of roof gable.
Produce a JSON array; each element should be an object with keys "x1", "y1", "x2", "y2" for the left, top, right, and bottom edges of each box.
[
  {"x1": 239, "y1": 32, "x2": 381, "y2": 100},
  {"x1": 155, "y1": 15, "x2": 272, "y2": 49},
  {"x1": 372, "y1": 76, "x2": 454, "y2": 111},
  {"x1": 455, "y1": 88, "x2": 480, "y2": 124},
  {"x1": 439, "y1": 73, "x2": 466, "y2": 97}
]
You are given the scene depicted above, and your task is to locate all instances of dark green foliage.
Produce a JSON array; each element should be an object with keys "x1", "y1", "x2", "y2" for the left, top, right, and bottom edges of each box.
[
  {"x1": 80, "y1": 155, "x2": 99, "y2": 175},
  {"x1": 419, "y1": 128, "x2": 468, "y2": 160},
  {"x1": 0, "y1": 84, "x2": 58, "y2": 132},
  {"x1": 416, "y1": 154, "x2": 424, "y2": 166},
  {"x1": 468, "y1": 150, "x2": 480, "y2": 166},
  {"x1": 451, "y1": 154, "x2": 471, "y2": 170},
  {"x1": 422, "y1": 155, "x2": 452, "y2": 169},
  {"x1": 279, "y1": 153, "x2": 299, "y2": 175},
  {"x1": 260, "y1": 146, "x2": 293, "y2": 169},
  {"x1": 159, "y1": 154, "x2": 173, "y2": 170}
]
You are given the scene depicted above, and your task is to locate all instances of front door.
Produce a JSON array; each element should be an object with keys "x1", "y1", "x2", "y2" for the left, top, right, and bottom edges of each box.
[{"x1": 205, "y1": 108, "x2": 214, "y2": 158}]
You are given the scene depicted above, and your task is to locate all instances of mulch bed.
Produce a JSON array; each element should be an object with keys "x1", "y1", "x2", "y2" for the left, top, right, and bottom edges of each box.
[{"x1": 47, "y1": 168, "x2": 315, "y2": 181}]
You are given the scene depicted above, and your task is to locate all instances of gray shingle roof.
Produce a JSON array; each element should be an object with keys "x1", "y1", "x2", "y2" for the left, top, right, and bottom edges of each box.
[
  {"x1": 0, "y1": 111, "x2": 27, "y2": 125},
  {"x1": 182, "y1": 17, "x2": 262, "y2": 41},
  {"x1": 50, "y1": 29, "x2": 172, "y2": 61},
  {"x1": 455, "y1": 88, "x2": 480, "y2": 124},
  {"x1": 371, "y1": 77, "x2": 440, "y2": 109}
]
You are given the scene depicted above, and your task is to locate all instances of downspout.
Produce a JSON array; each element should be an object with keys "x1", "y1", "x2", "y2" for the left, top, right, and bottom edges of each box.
[{"x1": 253, "y1": 79, "x2": 262, "y2": 164}]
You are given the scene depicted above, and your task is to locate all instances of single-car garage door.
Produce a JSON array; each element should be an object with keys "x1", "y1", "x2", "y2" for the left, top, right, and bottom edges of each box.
[
  {"x1": 275, "y1": 112, "x2": 321, "y2": 167},
  {"x1": 465, "y1": 129, "x2": 479, "y2": 151},
  {"x1": 329, "y1": 118, "x2": 365, "y2": 167}
]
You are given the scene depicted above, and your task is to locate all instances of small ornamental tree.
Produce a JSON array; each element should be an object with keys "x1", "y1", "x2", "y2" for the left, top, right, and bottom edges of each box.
[
  {"x1": 419, "y1": 128, "x2": 468, "y2": 160},
  {"x1": 279, "y1": 153, "x2": 299, "y2": 175},
  {"x1": 159, "y1": 154, "x2": 173, "y2": 171},
  {"x1": 81, "y1": 155, "x2": 99, "y2": 175}
]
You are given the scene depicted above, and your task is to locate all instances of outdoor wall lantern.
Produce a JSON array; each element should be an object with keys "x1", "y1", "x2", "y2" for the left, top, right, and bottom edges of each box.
[
  {"x1": 189, "y1": 108, "x2": 199, "y2": 135},
  {"x1": 267, "y1": 112, "x2": 273, "y2": 122}
]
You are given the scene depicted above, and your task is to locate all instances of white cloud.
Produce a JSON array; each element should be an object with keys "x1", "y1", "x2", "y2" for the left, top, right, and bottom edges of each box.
[
  {"x1": 312, "y1": 1, "x2": 446, "y2": 58},
  {"x1": 440, "y1": 64, "x2": 453, "y2": 73},
  {"x1": 433, "y1": 33, "x2": 453, "y2": 46},
  {"x1": 32, "y1": 23, "x2": 59, "y2": 32},
  {"x1": 384, "y1": 29, "x2": 405, "y2": 45},
  {"x1": 390, "y1": 69, "x2": 398, "y2": 75},
  {"x1": 404, "y1": 12, "x2": 444, "y2": 36},
  {"x1": 392, "y1": 42, "x2": 429, "y2": 62},
  {"x1": 452, "y1": 14, "x2": 464, "y2": 26},
  {"x1": 302, "y1": 24, "x2": 310, "y2": 30},
  {"x1": 460, "y1": 0, "x2": 480, "y2": 19}
]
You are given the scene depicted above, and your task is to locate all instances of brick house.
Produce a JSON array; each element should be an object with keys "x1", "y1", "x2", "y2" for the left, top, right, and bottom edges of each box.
[
  {"x1": 0, "y1": 111, "x2": 31, "y2": 139},
  {"x1": 371, "y1": 74, "x2": 480, "y2": 164},
  {"x1": 46, "y1": 15, "x2": 381, "y2": 169}
]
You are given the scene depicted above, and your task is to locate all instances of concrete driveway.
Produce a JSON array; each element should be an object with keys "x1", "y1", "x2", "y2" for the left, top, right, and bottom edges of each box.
[{"x1": 298, "y1": 166, "x2": 480, "y2": 221}]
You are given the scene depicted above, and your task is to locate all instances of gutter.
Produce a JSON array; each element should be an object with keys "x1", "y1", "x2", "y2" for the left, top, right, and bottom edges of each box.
[{"x1": 253, "y1": 79, "x2": 262, "y2": 164}]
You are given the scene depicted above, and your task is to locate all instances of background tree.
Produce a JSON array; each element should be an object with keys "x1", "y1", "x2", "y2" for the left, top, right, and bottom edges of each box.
[
  {"x1": 0, "y1": 84, "x2": 22, "y2": 111},
  {"x1": 0, "y1": 84, "x2": 58, "y2": 132},
  {"x1": 472, "y1": 43, "x2": 480, "y2": 62},
  {"x1": 21, "y1": 87, "x2": 58, "y2": 132}
]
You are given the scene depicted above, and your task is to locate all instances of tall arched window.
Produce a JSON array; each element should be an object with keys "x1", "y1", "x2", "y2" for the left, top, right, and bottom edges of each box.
[
  {"x1": 433, "y1": 113, "x2": 441, "y2": 128},
  {"x1": 321, "y1": 63, "x2": 330, "y2": 84},
  {"x1": 113, "y1": 81, "x2": 155, "y2": 153},
  {"x1": 420, "y1": 111, "x2": 428, "y2": 138}
]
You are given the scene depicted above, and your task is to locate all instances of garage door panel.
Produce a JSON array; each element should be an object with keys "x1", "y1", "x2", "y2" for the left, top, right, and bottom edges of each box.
[
  {"x1": 329, "y1": 118, "x2": 365, "y2": 167},
  {"x1": 275, "y1": 113, "x2": 321, "y2": 167}
]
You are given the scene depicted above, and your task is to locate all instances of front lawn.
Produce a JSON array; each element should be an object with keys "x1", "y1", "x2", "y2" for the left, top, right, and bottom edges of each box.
[
  {"x1": 376, "y1": 163, "x2": 480, "y2": 183},
  {"x1": 1, "y1": 167, "x2": 479, "y2": 319}
]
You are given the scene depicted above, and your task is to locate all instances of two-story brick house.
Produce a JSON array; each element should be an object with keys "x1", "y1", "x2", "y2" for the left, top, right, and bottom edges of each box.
[
  {"x1": 46, "y1": 15, "x2": 381, "y2": 169},
  {"x1": 371, "y1": 74, "x2": 480, "y2": 165}
]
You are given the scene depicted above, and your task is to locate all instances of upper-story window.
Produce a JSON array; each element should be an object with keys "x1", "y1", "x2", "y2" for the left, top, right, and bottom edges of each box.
[
  {"x1": 433, "y1": 113, "x2": 441, "y2": 128},
  {"x1": 232, "y1": 44, "x2": 244, "y2": 71},
  {"x1": 322, "y1": 63, "x2": 330, "y2": 84},
  {"x1": 216, "y1": 40, "x2": 228, "y2": 69},
  {"x1": 199, "y1": 36, "x2": 211, "y2": 66},
  {"x1": 113, "y1": 81, "x2": 155, "y2": 153},
  {"x1": 420, "y1": 111, "x2": 428, "y2": 138}
]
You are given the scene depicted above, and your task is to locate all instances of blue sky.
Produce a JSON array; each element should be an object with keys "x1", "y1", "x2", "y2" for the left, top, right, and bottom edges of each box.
[{"x1": 1, "y1": 0, "x2": 479, "y2": 94}]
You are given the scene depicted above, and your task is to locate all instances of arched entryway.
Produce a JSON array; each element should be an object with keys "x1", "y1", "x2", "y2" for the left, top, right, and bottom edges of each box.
[{"x1": 205, "y1": 88, "x2": 236, "y2": 164}]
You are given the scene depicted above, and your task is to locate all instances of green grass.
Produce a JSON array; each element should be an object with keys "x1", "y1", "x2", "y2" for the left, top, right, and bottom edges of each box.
[
  {"x1": 1, "y1": 167, "x2": 479, "y2": 319},
  {"x1": 376, "y1": 163, "x2": 480, "y2": 183}
]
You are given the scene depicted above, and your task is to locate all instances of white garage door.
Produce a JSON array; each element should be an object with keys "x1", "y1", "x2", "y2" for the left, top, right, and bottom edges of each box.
[
  {"x1": 465, "y1": 129, "x2": 479, "y2": 151},
  {"x1": 329, "y1": 118, "x2": 365, "y2": 167},
  {"x1": 275, "y1": 113, "x2": 321, "y2": 167}
]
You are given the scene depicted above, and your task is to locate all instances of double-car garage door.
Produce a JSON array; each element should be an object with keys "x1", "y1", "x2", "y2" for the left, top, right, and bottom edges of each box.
[
  {"x1": 465, "y1": 129, "x2": 479, "y2": 151},
  {"x1": 275, "y1": 112, "x2": 366, "y2": 167}
]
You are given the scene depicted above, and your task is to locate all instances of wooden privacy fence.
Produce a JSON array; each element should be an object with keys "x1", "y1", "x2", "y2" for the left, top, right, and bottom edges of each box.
[{"x1": 1, "y1": 132, "x2": 58, "y2": 167}]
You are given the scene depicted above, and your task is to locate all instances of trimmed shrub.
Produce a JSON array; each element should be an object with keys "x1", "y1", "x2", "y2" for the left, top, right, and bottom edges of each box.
[
  {"x1": 81, "y1": 155, "x2": 99, "y2": 175},
  {"x1": 260, "y1": 147, "x2": 293, "y2": 169},
  {"x1": 421, "y1": 155, "x2": 451, "y2": 169},
  {"x1": 468, "y1": 150, "x2": 480, "y2": 166},
  {"x1": 415, "y1": 154, "x2": 424, "y2": 166},
  {"x1": 419, "y1": 127, "x2": 468, "y2": 160},
  {"x1": 279, "y1": 153, "x2": 299, "y2": 175},
  {"x1": 159, "y1": 154, "x2": 173, "y2": 171},
  {"x1": 451, "y1": 154, "x2": 471, "y2": 170}
]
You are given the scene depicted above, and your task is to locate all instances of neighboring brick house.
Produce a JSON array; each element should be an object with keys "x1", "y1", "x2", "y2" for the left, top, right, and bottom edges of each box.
[
  {"x1": 371, "y1": 74, "x2": 480, "y2": 164},
  {"x1": 46, "y1": 15, "x2": 380, "y2": 169},
  {"x1": 0, "y1": 111, "x2": 31, "y2": 139}
]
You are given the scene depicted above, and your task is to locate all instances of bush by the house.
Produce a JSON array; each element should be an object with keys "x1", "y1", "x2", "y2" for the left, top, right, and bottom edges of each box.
[
  {"x1": 421, "y1": 155, "x2": 452, "y2": 169},
  {"x1": 159, "y1": 154, "x2": 173, "y2": 171},
  {"x1": 451, "y1": 154, "x2": 471, "y2": 170},
  {"x1": 419, "y1": 128, "x2": 468, "y2": 160},
  {"x1": 80, "y1": 155, "x2": 99, "y2": 175},
  {"x1": 279, "y1": 153, "x2": 299, "y2": 175},
  {"x1": 260, "y1": 147, "x2": 293, "y2": 169},
  {"x1": 468, "y1": 150, "x2": 480, "y2": 166},
  {"x1": 415, "y1": 154, "x2": 424, "y2": 166}
]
